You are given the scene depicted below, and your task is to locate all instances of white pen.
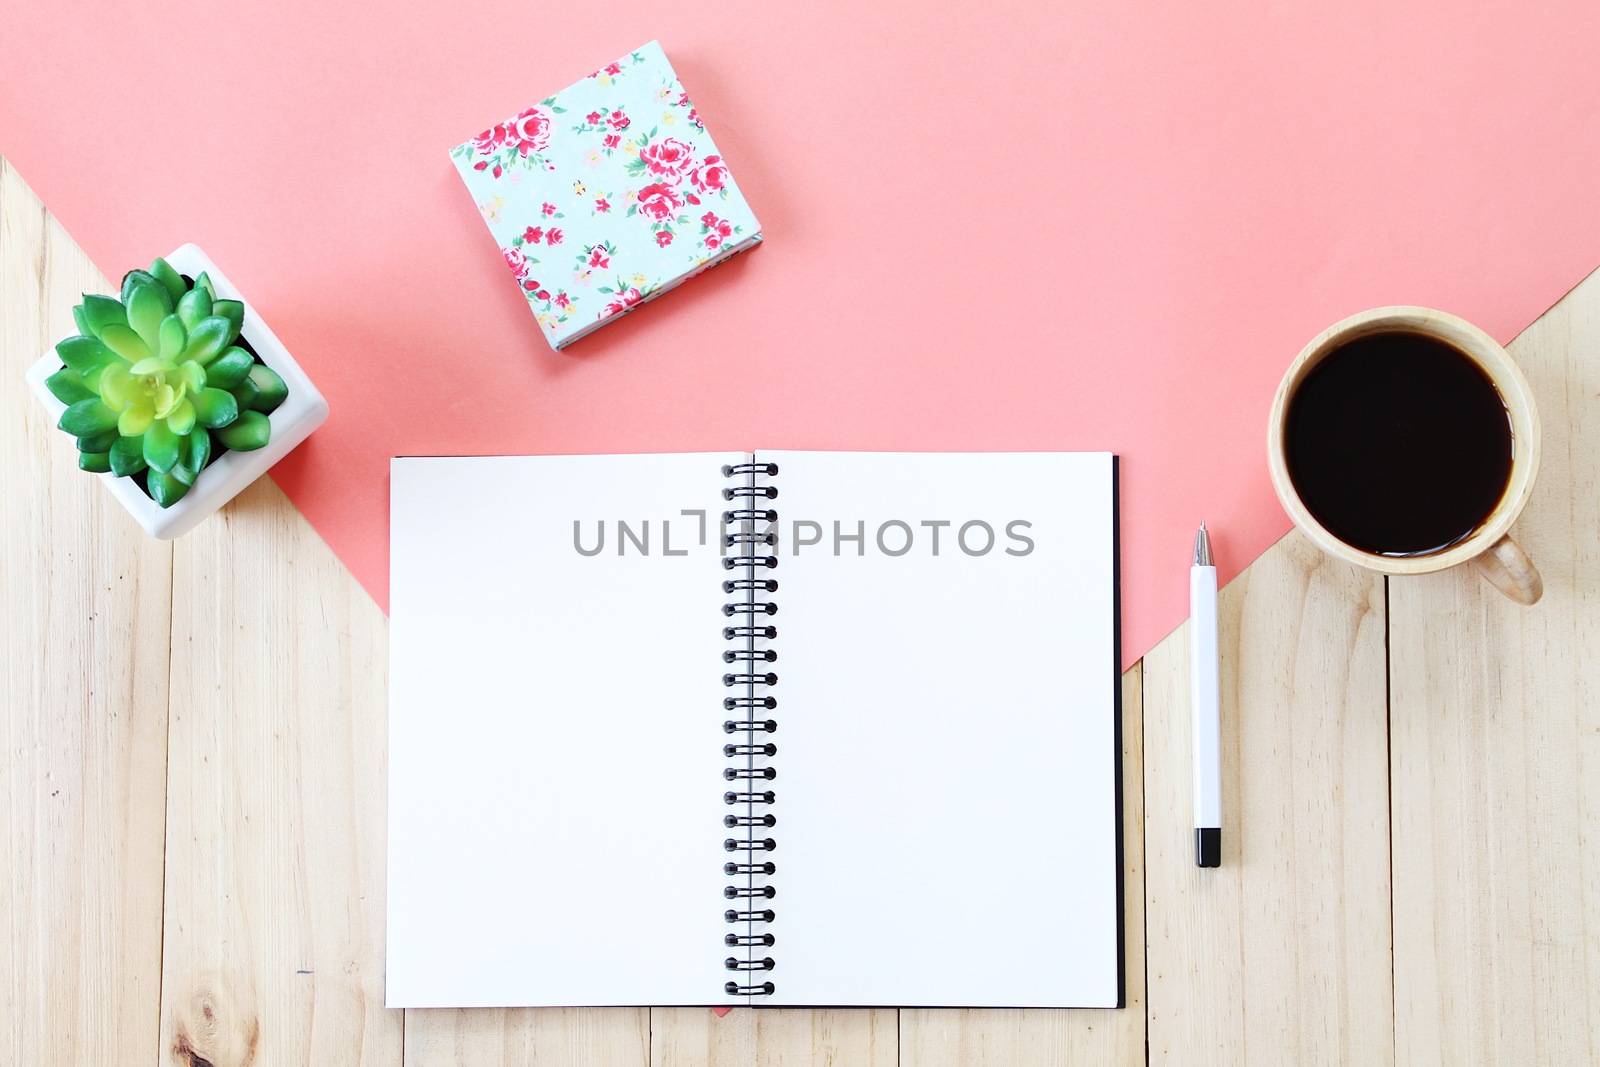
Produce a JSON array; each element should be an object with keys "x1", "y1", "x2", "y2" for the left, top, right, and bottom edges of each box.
[{"x1": 1190, "y1": 523, "x2": 1222, "y2": 868}]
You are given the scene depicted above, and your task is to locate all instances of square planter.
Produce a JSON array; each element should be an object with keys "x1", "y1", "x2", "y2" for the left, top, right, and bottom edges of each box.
[{"x1": 26, "y1": 243, "x2": 328, "y2": 539}]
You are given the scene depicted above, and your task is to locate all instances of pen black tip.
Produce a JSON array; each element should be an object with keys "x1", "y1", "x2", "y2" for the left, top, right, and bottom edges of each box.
[{"x1": 1195, "y1": 827, "x2": 1221, "y2": 868}]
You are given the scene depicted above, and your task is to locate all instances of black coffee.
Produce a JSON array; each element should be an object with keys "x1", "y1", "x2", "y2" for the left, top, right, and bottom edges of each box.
[{"x1": 1284, "y1": 331, "x2": 1513, "y2": 556}]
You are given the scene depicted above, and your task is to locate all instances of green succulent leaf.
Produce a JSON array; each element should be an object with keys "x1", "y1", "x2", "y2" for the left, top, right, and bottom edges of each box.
[
  {"x1": 229, "y1": 376, "x2": 259, "y2": 410},
  {"x1": 245, "y1": 363, "x2": 288, "y2": 413},
  {"x1": 166, "y1": 398, "x2": 197, "y2": 436},
  {"x1": 194, "y1": 272, "x2": 216, "y2": 301},
  {"x1": 98, "y1": 323, "x2": 151, "y2": 362},
  {"x1": 190, "y1": 386, "x2": 239, "y2": 429},
  {"x1": 126, "y1": 281, "x2": 171, "y2": 350},
  {"x1": 211, "y1": 299, "x2": 245, "y2": 344},
  {"x1": 149, "y1": 258, "x2": 187, "y2": 305},
  {"x1": 58, "y1": 398, "x2": 120, "y2": 436},
  {"x1": 176, "y1": 286, "x2": 213, "y2": 329},
  {"x1": 78, "y1": 450, "x2": 112, "y2": 473},
  {"x1": 44, "y1": 367, "x2": 96, "y2": 404},
  {"x1": 109, "y1": 435, "x2": 147, "y2": 477},
  {"x1": 176, "y1": 361, "x2": 206, "y2": 393},
  {"x1": 169, "y1": 456, "x2": 198, "y2": 486},
  {"x1": 97, "y1": 362, "x2": 132, "y2": 406},
  {"x1": 72, "y1": 303, "x2": 91, "y2": 336},
  {"x1": 185, "y1": 427, "x2": 211, "y2": 472},
  {"x1": 182, "y1": 316, "x2": 232, "y2": 365},
  {"x1": 119, "y1": 269, "x2": 158, "y2": 308},
  {"x1": 76, "y1": 429, "x2": 118, "y2": 452},
  {"x1": 81, "y1": 294, "x2": 129, "y2": 338},
  {"x1": 128, "y1": 356, "x2": 171, "y2": 376},
  {"x1": 205, "y1": 348, "x2": 254, "y2": 389},
  {"x1": 56, "y1": 335, "x2": 119, "y2": 374},
  {"x1": 146, "y1": 469, "x2": 190, "y2": 508},
  {"x1": 216, "y1": 409, "x2": 271, "y2": 451},
  {"x1": 143, "y1": 419, "x2": 181, "y2": 473},
  {"x1": 157, "y1": 314, "x2": 188, "y2": 360},
  {"x1": 118, "y1": 406, "x2": 154, "y2": 436}
]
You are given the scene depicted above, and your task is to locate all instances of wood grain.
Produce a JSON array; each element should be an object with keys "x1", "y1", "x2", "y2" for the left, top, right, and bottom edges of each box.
[
  {"x1": 897, "y1": 666, "x2": 1146, "y2": 1066},
  {"x1": 649, "y1": 1006, "x2": 896, "y2": 1066},
  {"x1": 1142, "y1": 531, "x2": 1393, "y2": 1065},
  {"x1": 1388, "y1": 266, "x2": 1600, "y2": 1065},
  {"x1": 158, "y1": 477, "x2": 400, "y2": 1066},
  {"x1": 0, "y1": 158, "x2": 173, "y2": 1063},
  {"x1": 405, "y1": 1007, "x2": 648, "y2": 1066}
]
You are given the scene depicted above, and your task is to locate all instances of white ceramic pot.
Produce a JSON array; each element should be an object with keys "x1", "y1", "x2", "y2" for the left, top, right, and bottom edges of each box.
[{"x1": 25, "y1": 243, "x2": 328, "y2": 538}]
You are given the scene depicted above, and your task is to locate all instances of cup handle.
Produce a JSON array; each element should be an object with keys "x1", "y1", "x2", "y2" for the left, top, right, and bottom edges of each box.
[{"x1": 1472, "y1": 535, "x2": 1543, "y2": 605}]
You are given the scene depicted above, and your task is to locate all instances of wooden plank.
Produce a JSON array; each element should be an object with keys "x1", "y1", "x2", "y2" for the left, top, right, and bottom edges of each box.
[
  {"x1": 1388, "y1": 268, "x2": 1600, "y2": 1065},
  {"x1": 0, "y1": 158, "x2": 173, "y2": 1063},
  {"x1": 1143, "y1": 530, "x2": 1392, "y2": 1064},
  {"x1": 158, "y1": 477, "x2": 401, "y2": 1066},
  {"x1": 650, "y1": 1006, "x2": 896, "y2": 1066},
  {"x1": 404, "y1": 1007, "x2": 648, "y2": 1066},
  {"x1": 898, "y1": 666, "x2": 1146, "y2": 1066}
]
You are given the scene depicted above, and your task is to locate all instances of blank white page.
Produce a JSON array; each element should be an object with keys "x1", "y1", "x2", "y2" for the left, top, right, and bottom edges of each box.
[
  {"x1": 387, "y1": 453, "x2": 740, "y2": 1007},
  {"x1": 761, "y1": 451, "x2": 1121, "y2": 1007}
]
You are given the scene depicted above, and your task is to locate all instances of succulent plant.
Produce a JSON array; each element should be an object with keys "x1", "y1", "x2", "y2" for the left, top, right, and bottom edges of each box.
[{"x1": 45, "y1": 258, "x2": 287, "y2": 508}]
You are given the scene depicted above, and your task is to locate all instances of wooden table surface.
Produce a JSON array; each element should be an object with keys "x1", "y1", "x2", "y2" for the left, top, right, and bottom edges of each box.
[{"x1": 4, "y1": 155, "x2": 1598, "y2": 1066}]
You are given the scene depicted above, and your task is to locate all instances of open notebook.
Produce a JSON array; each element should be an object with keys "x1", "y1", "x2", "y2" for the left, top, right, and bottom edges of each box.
[{"x1": 387, "y1": 451, "x2": 1123, "y2": 1008}]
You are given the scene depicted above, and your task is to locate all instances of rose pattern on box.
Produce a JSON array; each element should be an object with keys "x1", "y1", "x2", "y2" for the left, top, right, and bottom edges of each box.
[{"x1": 449, "y1": 41, "x2": 762, "y2": 349}]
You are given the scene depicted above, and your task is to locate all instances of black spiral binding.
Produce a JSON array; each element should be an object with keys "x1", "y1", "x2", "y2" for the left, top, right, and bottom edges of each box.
[{"x1": 721, "y1": 460, "x2": 779, "y2": 998}]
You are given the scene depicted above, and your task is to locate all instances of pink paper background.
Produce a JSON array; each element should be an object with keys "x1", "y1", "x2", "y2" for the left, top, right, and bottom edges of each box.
[{"x1": 4, "y1": 3, "x2": 1598, "y2": 666}]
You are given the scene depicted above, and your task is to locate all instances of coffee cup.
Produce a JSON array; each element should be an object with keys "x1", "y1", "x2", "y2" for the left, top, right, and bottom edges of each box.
[{"x1": 1267, "y1": 306, "x2": 1542, "y2": 604}]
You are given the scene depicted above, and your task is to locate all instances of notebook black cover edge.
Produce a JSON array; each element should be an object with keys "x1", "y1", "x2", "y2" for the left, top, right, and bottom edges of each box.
[{"x1": 1111, "y1": 453, "x2": 1125, "y2": 1009}]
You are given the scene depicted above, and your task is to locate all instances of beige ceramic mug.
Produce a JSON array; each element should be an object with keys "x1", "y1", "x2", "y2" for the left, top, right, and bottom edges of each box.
[{"x1": 1267, "y1": 306, "x2": 1542, "y2": 604}]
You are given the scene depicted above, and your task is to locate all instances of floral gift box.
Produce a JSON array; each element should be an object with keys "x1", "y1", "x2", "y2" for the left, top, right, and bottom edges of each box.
[{"x1": 450, "y1": 40, "x2": 763, "y2": 350}]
